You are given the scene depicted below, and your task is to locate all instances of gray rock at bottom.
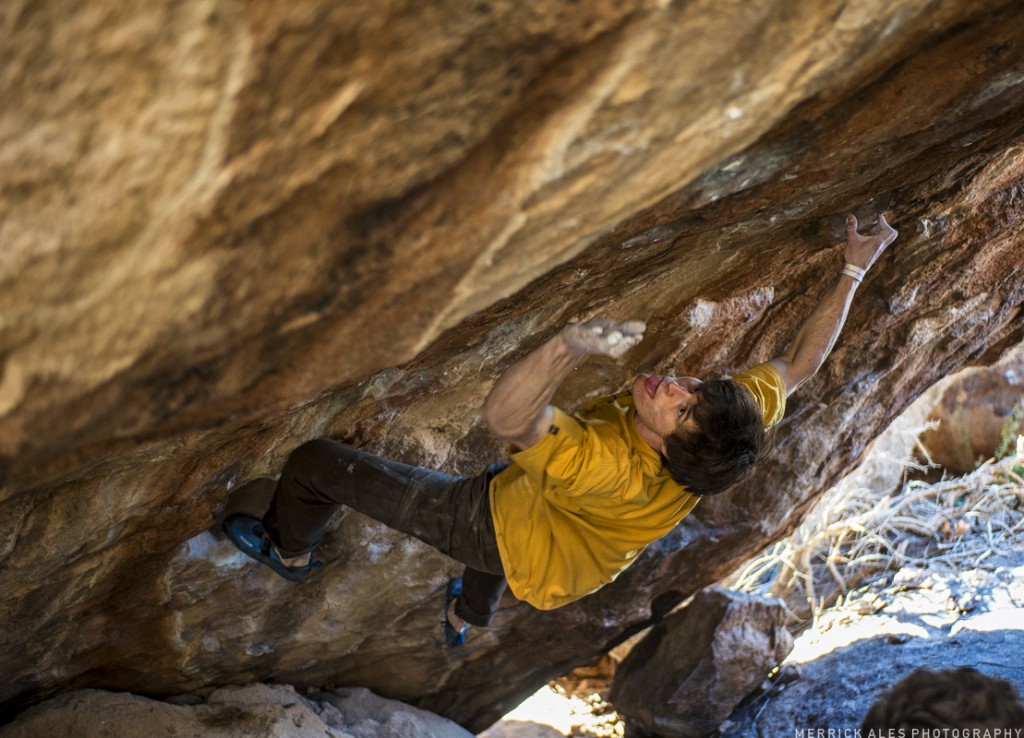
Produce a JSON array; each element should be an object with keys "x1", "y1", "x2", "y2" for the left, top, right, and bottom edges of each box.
[
  {"x1": 610, "y1": 588, "x2": 793, "y2": 738},
  {"x1": 0, "y1": 683, "x2": 474, "y2": 738},
  {"x1": 721, "y1": 553, "x2": 1024, "y2": 735}
]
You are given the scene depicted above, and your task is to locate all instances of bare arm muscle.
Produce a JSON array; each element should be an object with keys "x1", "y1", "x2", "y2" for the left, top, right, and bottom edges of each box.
[
  {"x1": 483, "y1": 319, "x2": 646, "y2": 449},
  {"x1": 770, "y1": 213, "x2": 898, "y2": 394}
]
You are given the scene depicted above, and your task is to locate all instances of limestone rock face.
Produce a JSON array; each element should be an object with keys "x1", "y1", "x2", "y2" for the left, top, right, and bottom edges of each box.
[
  {"x1": 610, "y1": 588, "x2": 793, "y2": 738},
  {"x1": 2, "y1": 0, "x2": 1024, "y2": 732}
]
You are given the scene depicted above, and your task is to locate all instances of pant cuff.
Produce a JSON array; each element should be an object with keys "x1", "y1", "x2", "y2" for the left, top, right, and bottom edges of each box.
[{"x1": 454, "y1": 597, "x2": 496, "y2": 627}]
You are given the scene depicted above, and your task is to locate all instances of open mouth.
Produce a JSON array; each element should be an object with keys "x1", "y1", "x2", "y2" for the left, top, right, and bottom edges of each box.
[{"x1": 644, "y1": 375, "x2": 663, "y2": 399}]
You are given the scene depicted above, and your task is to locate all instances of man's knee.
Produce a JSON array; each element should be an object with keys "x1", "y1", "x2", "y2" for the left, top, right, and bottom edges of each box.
[{"x1": 285, "y1": 438, "x2": 356, "y2": 471}]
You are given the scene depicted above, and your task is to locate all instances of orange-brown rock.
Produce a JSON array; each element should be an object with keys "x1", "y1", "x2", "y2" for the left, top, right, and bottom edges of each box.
[
  {"x1": 919, "y1": 346, "x2": 1024, "y2": 473},
  {"x1": 2, "y1": 0, "x2": 1023, "y2": 732}
]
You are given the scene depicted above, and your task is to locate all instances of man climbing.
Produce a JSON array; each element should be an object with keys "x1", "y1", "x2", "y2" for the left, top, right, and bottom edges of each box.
[{"x1": 224, "y1": 213, "x2": 897, "y2": 646}]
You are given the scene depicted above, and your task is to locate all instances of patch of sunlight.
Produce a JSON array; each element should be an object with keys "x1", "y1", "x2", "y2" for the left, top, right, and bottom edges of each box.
[
  {"x1": 498, "y1": 686, "x2": 574, "y2": 735},
  {"x1": 951, "y1": 607, "x2": 1024, "y2": 635},
  {"x1": 787, "y1": 615, "x2": 931, "y2": 664}
]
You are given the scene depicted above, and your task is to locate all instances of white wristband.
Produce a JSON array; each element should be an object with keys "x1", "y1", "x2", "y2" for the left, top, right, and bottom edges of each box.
[{"x1": 841, "y1": 263, "x2": 866, "y2": 283}]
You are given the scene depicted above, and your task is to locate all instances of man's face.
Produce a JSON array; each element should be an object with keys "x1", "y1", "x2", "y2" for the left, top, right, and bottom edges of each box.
[{"x1": 631, "y1": 374, "x2": 703, "y2": 452}]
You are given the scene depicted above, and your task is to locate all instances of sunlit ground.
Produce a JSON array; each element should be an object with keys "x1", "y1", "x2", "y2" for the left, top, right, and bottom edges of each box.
[{"x1": 480, "y1": 683, "x2": 623, "y2": 737}]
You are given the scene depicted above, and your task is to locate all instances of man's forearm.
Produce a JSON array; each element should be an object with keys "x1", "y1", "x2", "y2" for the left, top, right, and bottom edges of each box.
[
  {"x1": 773, "y1": 273, "x2": 860, "y2": 392},
  {"x1": 771, "y1": 213, "x2": 898, "y2": 393},
  {"x1": 483, "y1": 334, "x2": 587, "y2": 447},
  {"x1": 483, "y1": 319, "x2": 646, "y2": 448}
]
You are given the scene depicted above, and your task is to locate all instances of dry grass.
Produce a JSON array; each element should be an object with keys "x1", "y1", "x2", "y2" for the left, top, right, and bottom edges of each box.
[{"x1": 732, "y1": 434, "x2": 1024, "y2": 627}]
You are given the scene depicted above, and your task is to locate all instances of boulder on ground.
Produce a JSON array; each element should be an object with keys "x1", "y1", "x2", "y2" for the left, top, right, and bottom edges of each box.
[
  {"x1": 0, "y1": 683, "x2": 473, "y2": 738},
  {"x1": 919, "y1": 346, "x2": 1024, "y2": 474},
  {"x1": 610, "y1": 588, "x2": 792, "y2": 738}
]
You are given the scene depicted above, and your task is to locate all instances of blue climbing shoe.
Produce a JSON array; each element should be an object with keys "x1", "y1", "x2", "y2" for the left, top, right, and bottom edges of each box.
[
  {"x1": 222, "y1": 513, "x2": 321, "y2": 582},
  {"x1": 443, "y1": 577, "x2": 470, "y2": 648}
]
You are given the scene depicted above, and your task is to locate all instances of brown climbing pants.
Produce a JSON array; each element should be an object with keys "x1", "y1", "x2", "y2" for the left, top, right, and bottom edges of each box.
[{"x1": 262, "y1": 438, "x2": 509, "y2": 627}]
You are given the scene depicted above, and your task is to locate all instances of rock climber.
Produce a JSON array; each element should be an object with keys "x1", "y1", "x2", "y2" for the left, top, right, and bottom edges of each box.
[{"x1": 223, "y1": 213, "x2": 898, "y2": 647}]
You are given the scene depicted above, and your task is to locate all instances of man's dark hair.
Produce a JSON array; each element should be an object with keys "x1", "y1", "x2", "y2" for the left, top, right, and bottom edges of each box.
[
  {"x1": 861, "y1": 667, "x2": 1024, "y2": 729},
  {"x1": 662, "y1": 379, "x2": 772, "y2": 496}
]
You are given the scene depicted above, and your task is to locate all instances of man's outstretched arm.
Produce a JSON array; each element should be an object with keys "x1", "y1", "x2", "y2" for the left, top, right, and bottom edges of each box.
[
  {"x1": 483, "y1": 319, "x2": 645, "y2": 449},
  {"x1": 769, "y1": 214, "x2": 898, "y2": 394}
]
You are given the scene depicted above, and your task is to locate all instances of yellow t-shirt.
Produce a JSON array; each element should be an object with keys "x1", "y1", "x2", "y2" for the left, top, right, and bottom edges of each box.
[{"x1": 488, "y1": 362, "x2": 787, "y2": 610}]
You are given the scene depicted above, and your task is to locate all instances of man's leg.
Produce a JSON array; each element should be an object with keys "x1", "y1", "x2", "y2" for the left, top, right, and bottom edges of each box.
[
  {"x1": 261, "y1": 438, "x2": 397, "y2": 560},
  {"x1": 262, "y1": 438, "x2": 505, "y2": 572},
  {"x1": 246, "y1": 438, "x2": 509, "y2": 634},
  {"x1": 453, "y1": 567, "x2": 508, "y2": 628}
]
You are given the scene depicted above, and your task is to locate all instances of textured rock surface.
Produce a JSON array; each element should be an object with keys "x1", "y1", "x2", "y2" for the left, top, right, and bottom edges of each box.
[
  {"x1": 919, "y1": 346, "x2": 1024, "y2": 473},
  {"x1": 611, "y1": 588, "x2": 793, "y2": 738},
  {"x1": 2, "y1": 0, "x2": 1024, "y2": 732},
  {"x1": 723, "y1": 550, "x2": 1024, "y2": 734},
  {"x1": 0, "y1": 683, "x2": 474, "y2": 738}
]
